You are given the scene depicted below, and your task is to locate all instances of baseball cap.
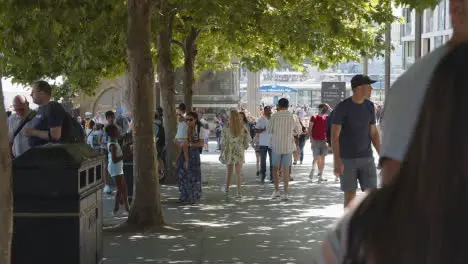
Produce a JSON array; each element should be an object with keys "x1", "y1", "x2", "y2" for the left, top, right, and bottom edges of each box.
[{"x1": 351, "y1": 74, "x2": 377, "y2": 89}]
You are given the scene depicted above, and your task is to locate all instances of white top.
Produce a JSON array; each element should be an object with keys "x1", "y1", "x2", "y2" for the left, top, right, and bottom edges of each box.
[
  {"x1": 175, "y1": 121, "x2": 188, "y2": 139},
  {"x1": 7, "y1": 112, "x2": 33, "y2": 157},
  {"x1": 381, "y1": 46, "x2": 448, "y2": 161},
  {"x1": 87, "y1": 130, "x2": 103, "y2": 147},
  {"x1": 267, "y1": 110, "x2": 301, "y2": 154},
  {"x1": 255, "y1": 116, "x2": 270, "y2": 147}
]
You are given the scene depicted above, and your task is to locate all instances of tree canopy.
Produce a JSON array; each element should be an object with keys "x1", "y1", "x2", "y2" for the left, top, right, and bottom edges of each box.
[
  {"x1": 0, "y1": 0, "x2": 444, "y2": 96},
  {"x1": 0, "y1": 0, "x2": 127, "y2": 95}
]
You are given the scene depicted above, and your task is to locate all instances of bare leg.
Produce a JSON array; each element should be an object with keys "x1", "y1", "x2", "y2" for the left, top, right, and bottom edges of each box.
[
  {"x1": 235, "y1": 163, "x2": 243, "y2": 196},
  {"x1": 273, "y1": 167, "x2": 280, "y2": 191},
  {"x1": 344, "y1": 191, "x2": 357, "y2": 208},
  {"x1": 283, "y1": 166, "x2": 290, "y2": 194},
  {"x1": 225, "y1": 164, "x2": 234, "y2": 190}
]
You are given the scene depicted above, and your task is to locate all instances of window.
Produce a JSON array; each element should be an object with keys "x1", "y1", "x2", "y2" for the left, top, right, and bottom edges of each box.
[
  {"x1": 405, "y1": 41, "x2": 415, "y2": 58},
  {"x1": 434, "y1": 36, "x2": 444, "y2": 48},
  {"x1": 438, "y1": 0, "x2": 446, "y2": 30},
  {"x1": 424, "y1": 8, "x2": 434, "y2": 33}
]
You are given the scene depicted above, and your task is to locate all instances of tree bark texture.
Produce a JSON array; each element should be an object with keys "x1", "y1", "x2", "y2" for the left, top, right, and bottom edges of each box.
[
  {"x1": 126, "y1": 0, "x2": 164, "y2": 228},
  {"x1": 384, "y1": 22, "x2": 391, "y2": 99},
  {"x1": 157, "y1": 0, "x2": 178, "y2": 184},
  {"x1": 0, "y1": 78, "x2": 13, "y2": 264},
  {"x1": 183, "y1": 27, "x2": 199, "y2": 112}
]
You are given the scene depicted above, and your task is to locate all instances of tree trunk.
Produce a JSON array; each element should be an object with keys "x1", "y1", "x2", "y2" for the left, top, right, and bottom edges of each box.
[
  {"x1": 0, "y1": 77, "x2": 13, "y2": 264},
  {"x1": 384, "y1": 22, "x2": 391, "y2": 99},
  {"x1": 183, "y1": 27, "x2": 199, "y2": 112},
  {"x1": 157, "y1": 0, "x2": 178, "y2": 184},
  {"x1": 126, "y1": 0, "x2": 164, "y2": 228}
]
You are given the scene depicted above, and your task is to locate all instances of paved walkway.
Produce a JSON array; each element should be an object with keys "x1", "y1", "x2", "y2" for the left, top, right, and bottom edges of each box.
[{"x1": 103, "y1": 142, "x2": 377, "y2": 263}]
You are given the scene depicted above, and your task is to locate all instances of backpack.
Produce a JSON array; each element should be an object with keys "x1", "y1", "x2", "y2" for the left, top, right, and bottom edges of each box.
[
  {"x1": 249, "y1": 122, "x2": 256, "y2": 140},
  {"x1": 92, "y1": 133, "x2": 99, "y2": 146},
  {"x1": 62, "y1": 114, "x2": 86, "y2": 143}
]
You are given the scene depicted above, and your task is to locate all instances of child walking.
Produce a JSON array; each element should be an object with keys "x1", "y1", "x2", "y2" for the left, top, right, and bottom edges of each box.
[{"x1": 105, "y1": 124, "x2": 130, "y2": 215}]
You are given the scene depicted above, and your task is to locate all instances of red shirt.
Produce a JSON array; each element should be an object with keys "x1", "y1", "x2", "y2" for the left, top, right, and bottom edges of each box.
[{"x1": 310, "y1": 114, "x2": 327, "y2": 140}]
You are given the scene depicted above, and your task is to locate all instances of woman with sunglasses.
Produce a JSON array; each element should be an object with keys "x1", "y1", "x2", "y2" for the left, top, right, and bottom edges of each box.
[{"x1": 177, "y1": 111, "x2": 205, "y2": 205}]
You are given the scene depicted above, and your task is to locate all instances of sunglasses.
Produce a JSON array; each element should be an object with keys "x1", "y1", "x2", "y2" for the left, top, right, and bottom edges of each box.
[{"x1": 186, "y1": 118, "x2": 194, "y2": 122}]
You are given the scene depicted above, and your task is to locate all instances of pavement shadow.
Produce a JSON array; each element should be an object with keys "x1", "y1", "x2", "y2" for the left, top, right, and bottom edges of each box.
[{"x1": 103, "y1": 150, "x2": 346, "y2": 263}]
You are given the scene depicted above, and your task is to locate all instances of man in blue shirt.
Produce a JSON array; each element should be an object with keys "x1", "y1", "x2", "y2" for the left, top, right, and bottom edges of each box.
[
  {"x1": 331, "y1": 75, "x2": 381, "y2": 207},
  {"x1": 24, "y1": 80, "x2": 67, "y2": 147}
]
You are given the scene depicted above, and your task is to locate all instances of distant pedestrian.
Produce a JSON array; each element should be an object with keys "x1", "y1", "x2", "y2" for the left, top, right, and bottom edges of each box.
[
  {"x1": 219, "y1": 110, "x2": 251, "y2": 197},
  {"x1": 106, "y1": 124, "x2": 130, "y2": 215},
  {"x1": 267, "y1": 98, "x2": 301, "y2": 200}
]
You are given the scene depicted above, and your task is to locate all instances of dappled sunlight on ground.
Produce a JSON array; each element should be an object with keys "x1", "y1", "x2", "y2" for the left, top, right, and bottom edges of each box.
[{"x1": 102, "y1": 144, "x2": 372, "y2": 263}]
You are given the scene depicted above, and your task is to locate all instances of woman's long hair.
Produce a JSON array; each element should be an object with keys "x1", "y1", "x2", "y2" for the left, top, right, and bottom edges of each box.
[
  {"x1": 239, "y1": 111, "x2": 249, "y2": 125},
  {"x1": 228, "y1": 110, "x2": 244, "y2": 138},
  {"x1": 361, "y1": 43, "x2": 468, "y2": 263}
]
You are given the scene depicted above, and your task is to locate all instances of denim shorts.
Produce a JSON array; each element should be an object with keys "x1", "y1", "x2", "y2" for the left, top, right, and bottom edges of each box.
[{"x1": 271, "y1": 152, "x2": 292, "y2": 167}]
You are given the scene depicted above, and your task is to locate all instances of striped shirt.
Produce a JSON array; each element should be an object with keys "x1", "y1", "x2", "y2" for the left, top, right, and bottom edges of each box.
[{"x1": 267, "y1": 110, "x2": 301, "y2": 154}]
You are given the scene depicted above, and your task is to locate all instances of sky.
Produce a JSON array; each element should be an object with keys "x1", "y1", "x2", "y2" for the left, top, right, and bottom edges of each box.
[{"x1": 1, "y1": 78, "x2": 36, "y2": 110}]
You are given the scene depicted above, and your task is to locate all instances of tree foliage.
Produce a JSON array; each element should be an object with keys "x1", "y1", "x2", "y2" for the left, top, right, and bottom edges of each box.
[{"x1": 0, "y1": 0, "x2": 127, "y2": 96}]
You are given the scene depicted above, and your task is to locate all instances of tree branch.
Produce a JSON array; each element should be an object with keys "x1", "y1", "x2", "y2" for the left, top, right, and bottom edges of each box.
[{"x1": 171, "y1": 39, "x2": 185, "y2": 51}]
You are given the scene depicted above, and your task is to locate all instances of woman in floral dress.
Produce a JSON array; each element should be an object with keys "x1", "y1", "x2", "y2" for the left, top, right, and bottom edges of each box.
[
  {"x1": 177, "y1": 111, "x2": 205, "y2": 204},
  {"x1": 220, "y1": 110, "x2": 251, "y2": 197}
]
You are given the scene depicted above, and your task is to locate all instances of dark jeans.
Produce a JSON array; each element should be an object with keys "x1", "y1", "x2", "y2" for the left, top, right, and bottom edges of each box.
[
  {"x1": 216, "y1": 136, "x2": 221, "y2": 150},
  {"x1": 298, "y1": 136, "x2": 306, "y2": 162},
  {"x1": 259, "y1": 146, "x2": 273, "y2": 181}
]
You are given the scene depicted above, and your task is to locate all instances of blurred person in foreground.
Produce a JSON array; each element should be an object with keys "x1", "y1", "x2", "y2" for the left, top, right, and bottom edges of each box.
[
  {"x1": 381, "y1": 0, "x2": 468, "y2": 185},
  {"x1": 317, "y1": 42, "x2": 468, "y2": 264}
]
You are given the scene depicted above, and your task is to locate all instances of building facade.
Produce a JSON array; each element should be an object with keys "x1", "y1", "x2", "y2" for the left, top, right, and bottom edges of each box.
[{"x1": 401, "y1": 0, "x2": 452, "y2": 69}]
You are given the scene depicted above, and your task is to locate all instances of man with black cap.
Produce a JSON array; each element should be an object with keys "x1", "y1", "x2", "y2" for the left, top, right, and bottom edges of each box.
[{"x1": 330, "y1": 74, "x2": 381, "y2": 207}]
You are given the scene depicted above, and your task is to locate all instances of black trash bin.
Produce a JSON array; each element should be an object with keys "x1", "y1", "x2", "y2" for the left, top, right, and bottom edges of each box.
[{"x1": 12, "y1": 144, "x2": 105, "y2": 264}]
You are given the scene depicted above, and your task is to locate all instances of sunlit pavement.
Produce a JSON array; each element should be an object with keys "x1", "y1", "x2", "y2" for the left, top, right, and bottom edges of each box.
[{"x1": 103, "y1": 141, "x2": 379, "y2": 263}]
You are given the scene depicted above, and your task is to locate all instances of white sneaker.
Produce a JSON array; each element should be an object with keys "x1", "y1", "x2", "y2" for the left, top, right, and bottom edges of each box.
[
  {"x1": 221, "y1": 186, "x2": 229, "y2": 194},
  {"x1": 271, "y1": 190, "x2": 281, "y2": 199},
  {"x1": 282, "y1": 193, "x2": 289, "y2": 201},
  {"x1": 104, "y1": 185, "x2": 112, "y2": 194}
]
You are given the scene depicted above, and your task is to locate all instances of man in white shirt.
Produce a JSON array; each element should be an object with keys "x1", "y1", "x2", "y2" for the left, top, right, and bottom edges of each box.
[
  {"x1": 255, "y1": 106, "x2": 273, "y2": 183},
  {"x1": 267, "y1": 98, "x2": 301, "y2": 200},
  {"x1": 7, "y1": 95, "x2": 34, "y2": 158}
]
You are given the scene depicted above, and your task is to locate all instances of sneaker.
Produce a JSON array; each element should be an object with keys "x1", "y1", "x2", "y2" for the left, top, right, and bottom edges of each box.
[
  {"x1": 256, "y1": 171, "x2": 260, "y2": 176},
  {"x1": 309, "y1": 170, "x2": 315, "y2": 180},
  {"x1": 271, "y1": 190, "x2": 281, "y2": 199},
  {"x1": 236, "y1": 193, "x2": 242, "y2": 199},
  {"x1": 112, "y1": 209, "x2": 119, "y2": 216},
  {"x1": 221, "y1": 186, "x2": 229, "y2": 194},
  {"x1": 104, "y1": 185, "x2": 112, "y2": 194},
  {"x1": 282, "y1": 193, "x2": 289, "y2": 201}
]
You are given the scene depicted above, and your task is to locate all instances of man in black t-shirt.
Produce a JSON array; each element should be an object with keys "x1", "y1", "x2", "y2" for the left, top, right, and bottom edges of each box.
[{"x1": 24, "y1": 80, "x2": 67, "y2": 147}]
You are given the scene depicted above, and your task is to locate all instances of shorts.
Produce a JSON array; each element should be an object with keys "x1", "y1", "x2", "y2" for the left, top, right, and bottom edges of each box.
[
  {"x1": 175, "y1": 138, "x2": 187, "y2": 144},
  {"x1": 340, "y1": 157, "x2": 377, "y2": 192},
  {"x1": 271, "y1": 152, "x2": 292, "y2": 167},
  {"x1": 204, "y1": 137, "x2": 209, "y2": 143},
  {"x1": 108, "y1": 163, "x2": 124, "y2": 177},
  {"x1": 312, "y1": 140, "x2": 328, "y2": 157}
]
